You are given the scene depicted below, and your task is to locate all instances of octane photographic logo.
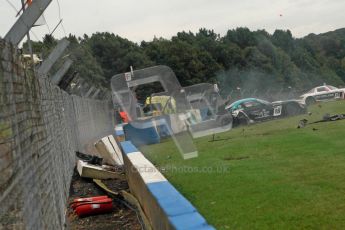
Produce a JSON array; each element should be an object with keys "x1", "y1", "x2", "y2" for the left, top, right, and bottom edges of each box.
[
  {"x1": 130, "y1": 164, "x2": 231, "y2": 174},
  {"x1": 160, "y1": 165, "x2": 231, "y2": 174}
]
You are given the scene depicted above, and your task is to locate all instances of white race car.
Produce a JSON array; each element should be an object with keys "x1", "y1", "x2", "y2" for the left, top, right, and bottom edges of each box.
[{"x1": 300, "y1": 85, "x2": 345, "y2": 105}]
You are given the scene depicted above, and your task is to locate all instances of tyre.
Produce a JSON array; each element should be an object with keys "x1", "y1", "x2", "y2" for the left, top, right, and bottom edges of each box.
[
  {"x1": 305, "y1": 97, "x2": 316, "y2": 106},
  {"x1": 237, "y1": 112, "x2": 250, "y2": 126}
]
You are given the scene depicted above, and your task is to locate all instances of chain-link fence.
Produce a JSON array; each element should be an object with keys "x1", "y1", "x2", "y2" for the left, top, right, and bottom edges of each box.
[{"x1": 0, "y1": 40, "x2": 114, "y2": 229}]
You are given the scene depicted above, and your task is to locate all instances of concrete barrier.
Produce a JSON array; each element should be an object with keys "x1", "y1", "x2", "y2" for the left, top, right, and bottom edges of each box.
[
  {"x1": 115, "y1": 124, "x2": 125, "y2": 142},
  {"x1": 95, "y1": 135, "x2": 124, "y2": 166},
  {"x1": 120, "y1": 141, "x2": 214, "y2": 230},
  {"x1": 77, "y1": 160, "x2": 125, "y2": 180}
]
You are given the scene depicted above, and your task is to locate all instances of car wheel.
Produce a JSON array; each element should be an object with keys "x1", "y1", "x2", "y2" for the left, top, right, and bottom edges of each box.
[
  {"x1": 237, "y1": 113, "x2": 250, "y2": 126},
  {"x1": 305, "y1": 97, "x2": 316, "y2": 106}
]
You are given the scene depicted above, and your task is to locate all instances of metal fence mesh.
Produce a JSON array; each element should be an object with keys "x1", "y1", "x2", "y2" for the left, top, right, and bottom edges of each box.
[{"x1": 0, "y1": 40, "x2": 114, "y2": 229}]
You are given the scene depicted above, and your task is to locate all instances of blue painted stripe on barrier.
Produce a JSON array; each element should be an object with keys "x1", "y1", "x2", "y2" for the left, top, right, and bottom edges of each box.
[
  {"x1": 115, "y1": 130, "x2": 124, "y2": 136},
  {"x1": 124, "y1": 140, "x2": 215, "y2": 229},
  {"x1": 157, "y1": 196, "x2": 197, "y2": 216},
  {"x1": 168, "y1": 212, "x2": 211, "y2": 230},
  {"x1": 147, "y1": 181, "x2": 196, "y2": 216},
  {"x1": 147, "y1": 181, "x2": 180, "y2": 199},
  {"x1": 186, "y1": 225, "x2": 215, "y2": 230},
  {"x1": 148, "y1": 181, "x2": 214, "y2": 229},
  {"x1": 120, "y1": 141, "x2": 139, "y2": 154}
]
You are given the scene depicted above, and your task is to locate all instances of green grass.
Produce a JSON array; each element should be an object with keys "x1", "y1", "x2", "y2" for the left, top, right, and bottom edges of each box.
[{"x1": 140, "y1": 100, "x2": 345, "y2": 229}]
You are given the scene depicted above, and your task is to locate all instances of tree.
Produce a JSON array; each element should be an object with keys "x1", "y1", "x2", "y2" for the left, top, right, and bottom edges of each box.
[{"x1": 25, "y1": 27, "x2": 345, "y2": 96}]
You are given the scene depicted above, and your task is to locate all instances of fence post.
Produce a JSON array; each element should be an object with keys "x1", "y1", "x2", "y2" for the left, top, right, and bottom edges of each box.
[
  {"x1": 50, "y1": 58, "x2": 73, "y2": 85},
  {"x1": 84, "y1": 86, "x2": 96, "y2": 98},
  {"x1": 37, "y1": 38, "x2": 70, "y2": 76},
  {"x1": 4, "y1": 0, "x2": 52, "y2": 45}
]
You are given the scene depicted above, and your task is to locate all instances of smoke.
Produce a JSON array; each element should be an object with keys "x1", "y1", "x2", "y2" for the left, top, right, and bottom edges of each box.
[
  {"x1": 215, "y1": 32, "x2": 345, "y2": 103},
  {"x1": 216, "y1": 65, "x2": 345, "y2": 103},
  {"x1": 216, "y1": 68, "x2": 290, "y2": 102}
]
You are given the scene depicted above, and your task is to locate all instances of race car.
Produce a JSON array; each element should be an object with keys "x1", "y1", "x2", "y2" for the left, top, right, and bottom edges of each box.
[
  {"x1": 299, "y1": 85, "x2": 345, "y2": 105},
  {"x1": 225, "y1": 98, "x2": 306, "y2": 126}
]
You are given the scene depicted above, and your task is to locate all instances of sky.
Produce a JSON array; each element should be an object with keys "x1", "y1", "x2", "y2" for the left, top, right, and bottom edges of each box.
[{"x1": 1, "y1": 0, "x2": 345, "y2": 43}]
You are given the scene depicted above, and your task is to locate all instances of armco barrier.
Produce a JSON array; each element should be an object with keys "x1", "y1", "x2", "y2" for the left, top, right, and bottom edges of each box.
[{"x1": 120, "y1": 141, "x2": 214, "y2": 230}]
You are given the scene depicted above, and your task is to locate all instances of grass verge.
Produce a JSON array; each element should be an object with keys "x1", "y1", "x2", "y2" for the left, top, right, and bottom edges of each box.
[{"x1": 140, "y1": 100, "x2": 345, "y2": 229}]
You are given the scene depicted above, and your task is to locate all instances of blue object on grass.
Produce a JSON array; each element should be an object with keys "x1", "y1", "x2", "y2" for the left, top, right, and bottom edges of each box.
[{"x1": 123, "y1": 121, "x2": 160, "y2": 146}]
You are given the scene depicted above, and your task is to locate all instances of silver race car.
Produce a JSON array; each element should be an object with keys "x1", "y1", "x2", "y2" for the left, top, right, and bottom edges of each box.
[{"x1": 300, "y1": 85, "x2": 345, "y2": 105}]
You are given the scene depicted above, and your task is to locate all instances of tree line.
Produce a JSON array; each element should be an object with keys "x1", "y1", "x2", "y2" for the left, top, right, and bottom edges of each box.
[{"x1": 24, "y1": 27, "x2": 345, "y2": 96}]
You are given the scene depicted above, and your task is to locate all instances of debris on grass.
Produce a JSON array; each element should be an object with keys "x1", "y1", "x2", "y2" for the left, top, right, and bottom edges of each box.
[
  {"x1": 298, "y1": 113, "x2": 345, "y2": 128},
  {"x1": 297, "y1": 119, "x2": 308, "y2": 128},
  {"x1": 223, "y1": 156, "x2": 250, "y2": 161}
]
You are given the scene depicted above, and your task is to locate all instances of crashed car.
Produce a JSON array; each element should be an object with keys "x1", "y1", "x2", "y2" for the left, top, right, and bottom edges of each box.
[
  {"x1": 225, "y1": 98, "x2": 306, "y2": 126},
  {"x1": 299, "y1": 85, "x2": 345, "y2": 105}
]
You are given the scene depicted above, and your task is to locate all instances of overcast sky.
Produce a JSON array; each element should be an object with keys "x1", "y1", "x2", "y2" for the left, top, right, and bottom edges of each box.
[{"x1": 1, "y1": 0, "x2": 345, "y2": 43}]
